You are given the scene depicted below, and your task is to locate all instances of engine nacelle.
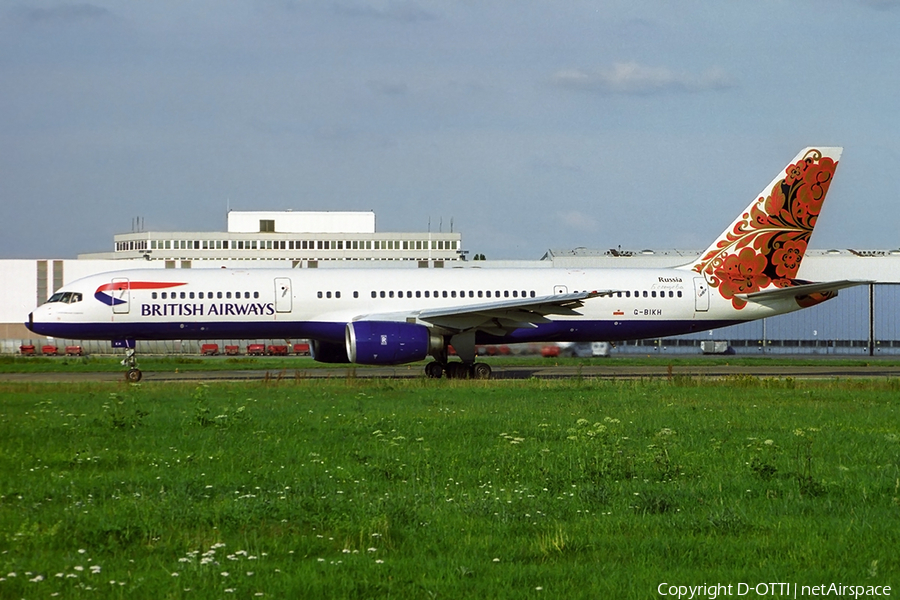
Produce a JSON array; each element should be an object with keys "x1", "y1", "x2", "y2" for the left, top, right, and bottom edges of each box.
[
  {"x1": 310, "y1": 340, "x2": 351, "y2": 364},
  {"x1": 346, "y1": 321, "x2": 443, "y2": 365}
]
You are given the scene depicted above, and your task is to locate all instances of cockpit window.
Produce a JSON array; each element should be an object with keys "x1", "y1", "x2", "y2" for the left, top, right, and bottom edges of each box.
[{"x1": 45, "y1": 292, "x2": 83, "y2": 304}]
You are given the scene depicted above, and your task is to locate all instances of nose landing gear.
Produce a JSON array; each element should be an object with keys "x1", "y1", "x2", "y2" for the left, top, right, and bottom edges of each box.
[{"x1": 122, "y1": 348, "x2": 142, "y2": 382}]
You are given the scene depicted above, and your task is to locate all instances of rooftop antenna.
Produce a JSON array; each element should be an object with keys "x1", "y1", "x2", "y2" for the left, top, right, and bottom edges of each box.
[{"x1": 450, "y1": 217, "x2": 454, "y2": 233}]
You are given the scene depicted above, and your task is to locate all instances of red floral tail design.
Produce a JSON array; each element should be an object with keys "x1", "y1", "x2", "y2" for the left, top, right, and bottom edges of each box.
[{"x1": 680, "y1": 147, "x2": 842, "y2": 309}]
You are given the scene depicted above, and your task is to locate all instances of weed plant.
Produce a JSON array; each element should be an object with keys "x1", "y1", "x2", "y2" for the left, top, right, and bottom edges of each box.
[{"x1": 0, "y1": 377, "x2": 897, "y2": 598}]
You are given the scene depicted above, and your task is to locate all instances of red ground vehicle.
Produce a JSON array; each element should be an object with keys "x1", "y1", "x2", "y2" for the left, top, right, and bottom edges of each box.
[
  {"x1": 267, "y1": 345, "x2": 289, "y2": 356},
  {"x1": 19, "y1": 345, "x2": 35, "y2": 355},
  {"x1": 42, "y1": 345, "x2": 59, "y2": 356},
  {"x1": 224, "y1": 345, "x2": 240, "y2": 356},
  {"x1": 65, "y1": 345, "x2": 84, "y2": 356},
  {"x1": 247, "y1": 344, "x2": 266, "y2": 356},
  {"x1": 293, "y1": 343, "x2": 310, "y2": 355},
  {"x1": 540, "y1": 345, "x2": 560, "y2": 358},
  {"x1": 200, "y1": 343, "x2": 219, "y2": 356}
]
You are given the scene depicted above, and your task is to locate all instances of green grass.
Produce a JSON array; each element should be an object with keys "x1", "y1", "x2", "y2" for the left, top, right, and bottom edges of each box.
[
  {"x1": 1, "y1": 377, "x2": 898, "y2": 598},
  {"x1": 2, "y1": 353, "x2": 899, "y2": 374}
]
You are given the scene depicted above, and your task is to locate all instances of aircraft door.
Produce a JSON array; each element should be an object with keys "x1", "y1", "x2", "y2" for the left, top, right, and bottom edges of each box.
[
  {"x1": 111, "y1": 277, "x2": 130, "y2": 314},
  {"x1": 275, "y1": 277, "x2": 292, "y2": 313},
  {"x1": 693, "y1": 277, "x2": 709, "y2": 312}
]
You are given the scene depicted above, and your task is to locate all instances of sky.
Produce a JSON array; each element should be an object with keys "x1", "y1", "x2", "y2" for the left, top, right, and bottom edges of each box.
[{"x1": 2, "y1": 0, "x2": 899, "y2": 260}]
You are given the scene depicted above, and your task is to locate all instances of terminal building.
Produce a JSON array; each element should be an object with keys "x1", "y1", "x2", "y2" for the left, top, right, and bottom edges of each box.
[
  {"x1": 3, "y1": 210, "x2": 900, "y2": 356},
  {"x1": 80, "y1": 210, "x2": 464, "y2": 267}
]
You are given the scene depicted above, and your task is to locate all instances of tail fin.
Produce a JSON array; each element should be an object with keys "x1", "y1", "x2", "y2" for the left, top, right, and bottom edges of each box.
[{"x1": 678, "y1": 147, "x2": 842, "y2": 309}]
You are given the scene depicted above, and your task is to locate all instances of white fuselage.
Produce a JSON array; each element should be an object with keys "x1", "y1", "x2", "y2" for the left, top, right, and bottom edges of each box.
[{"x1": 27, "y1": 265, "x2": 797, "y2": 347}]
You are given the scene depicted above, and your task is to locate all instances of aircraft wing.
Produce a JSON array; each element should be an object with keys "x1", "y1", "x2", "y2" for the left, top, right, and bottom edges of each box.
[
  {"x1": 736, "y1": 280, "x2": 872, "y2": 303},
  {"x1": 354, "y1": 290, "x2": 614, "y2": 336}
]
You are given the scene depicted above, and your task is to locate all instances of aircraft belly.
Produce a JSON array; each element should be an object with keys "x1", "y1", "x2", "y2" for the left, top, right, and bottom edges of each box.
[
  {"x1": 475, "y1": 319, "x2": 744, "y2": 344},
  {"x1": 26, "y1": 320, "x2": 346, "y2": 343}
]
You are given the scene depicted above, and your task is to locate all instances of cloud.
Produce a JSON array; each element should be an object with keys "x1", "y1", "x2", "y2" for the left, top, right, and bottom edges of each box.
[
  {"x1": 367, "y1": 79, "x2": 410, "y2": 96},
  {"x1": 860, "y1": 0, "x2": 900, "y2": 8},
  {"x1": 11, "y1": 3, "x2": 111, "y2": 24},
  {"x1": 556, "y1": 210, "x2": 598, "y2": 234},
  {"x1": 551, "y1": 62, "x2": 734, "y2": 95},
  {"x1": 331, "y1": 1, "x2": 437, "y2": 23}
]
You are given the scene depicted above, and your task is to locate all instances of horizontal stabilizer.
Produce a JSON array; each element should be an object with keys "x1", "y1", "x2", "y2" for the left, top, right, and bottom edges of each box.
[{"x1": 736, "y1": 280, "x2": 871, "y2": 302}]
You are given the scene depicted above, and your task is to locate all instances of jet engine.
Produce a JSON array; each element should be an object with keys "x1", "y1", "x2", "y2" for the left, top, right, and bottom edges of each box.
[
  {"x1": 310, "y1": 340, "x2": 351, "y2": 363},
  {"x1": 346, "y1": 321, "x2": 443, "y2": 365}
]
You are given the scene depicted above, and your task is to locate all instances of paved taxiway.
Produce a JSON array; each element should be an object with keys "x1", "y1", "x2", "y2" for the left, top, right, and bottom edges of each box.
[{"x1": 3, "y1": 362, "x2": 900, "y2": 383}]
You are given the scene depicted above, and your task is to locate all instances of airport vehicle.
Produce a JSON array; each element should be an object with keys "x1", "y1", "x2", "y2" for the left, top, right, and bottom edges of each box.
[{"x1": 27, "y1": 147, "x2": 864, "y2": 381}]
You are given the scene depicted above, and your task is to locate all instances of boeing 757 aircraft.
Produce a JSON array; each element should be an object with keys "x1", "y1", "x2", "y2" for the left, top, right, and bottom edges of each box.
[{"x1": 27, "y1": 147, "x2": 864, "y2": 381}]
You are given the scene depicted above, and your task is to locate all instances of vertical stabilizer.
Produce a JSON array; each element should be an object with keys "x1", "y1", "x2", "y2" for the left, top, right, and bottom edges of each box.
[{"x1": 678, "y1": 147, "x2": 842, "y2": 309}]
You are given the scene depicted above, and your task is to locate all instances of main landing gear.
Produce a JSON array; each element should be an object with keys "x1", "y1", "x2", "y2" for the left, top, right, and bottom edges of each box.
[
  {"x1": 122, "y1": 348, "x2": 142, "y2": 383},
  {"x1": 424, "y1": 361, "x2": 492, "y2": 380},
  {"x1": 423, "y1": 331, "x2": 492, "y2": 379}
]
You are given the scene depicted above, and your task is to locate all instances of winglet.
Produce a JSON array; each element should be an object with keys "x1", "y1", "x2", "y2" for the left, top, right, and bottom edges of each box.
[{"x1": 678, "y1": 147, "x2": 842, "y2": 310}]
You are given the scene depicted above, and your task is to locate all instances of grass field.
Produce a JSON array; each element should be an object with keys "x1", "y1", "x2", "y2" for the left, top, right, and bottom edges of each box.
[
  {"x1": 3, "y1": 353, "x2": 900, "y2": 374},
  {"x1": 1, "y1": 376, "x2": 898, "y2": 598}
]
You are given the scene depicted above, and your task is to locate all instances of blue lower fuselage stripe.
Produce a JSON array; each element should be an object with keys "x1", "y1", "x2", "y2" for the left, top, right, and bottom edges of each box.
[{"x1": 27, "y1": 319, "x2": 744, "y2": 344}]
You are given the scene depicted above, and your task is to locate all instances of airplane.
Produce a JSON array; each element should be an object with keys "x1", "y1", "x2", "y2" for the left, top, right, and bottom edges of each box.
[{"x1": 26, "y1": 147, "x2": 866, "y2": 381}]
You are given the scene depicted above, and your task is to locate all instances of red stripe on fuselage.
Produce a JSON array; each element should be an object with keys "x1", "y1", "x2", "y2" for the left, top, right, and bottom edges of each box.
[{"x1": 95, "y1": 281, "x2": 187, "y2": 292}]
